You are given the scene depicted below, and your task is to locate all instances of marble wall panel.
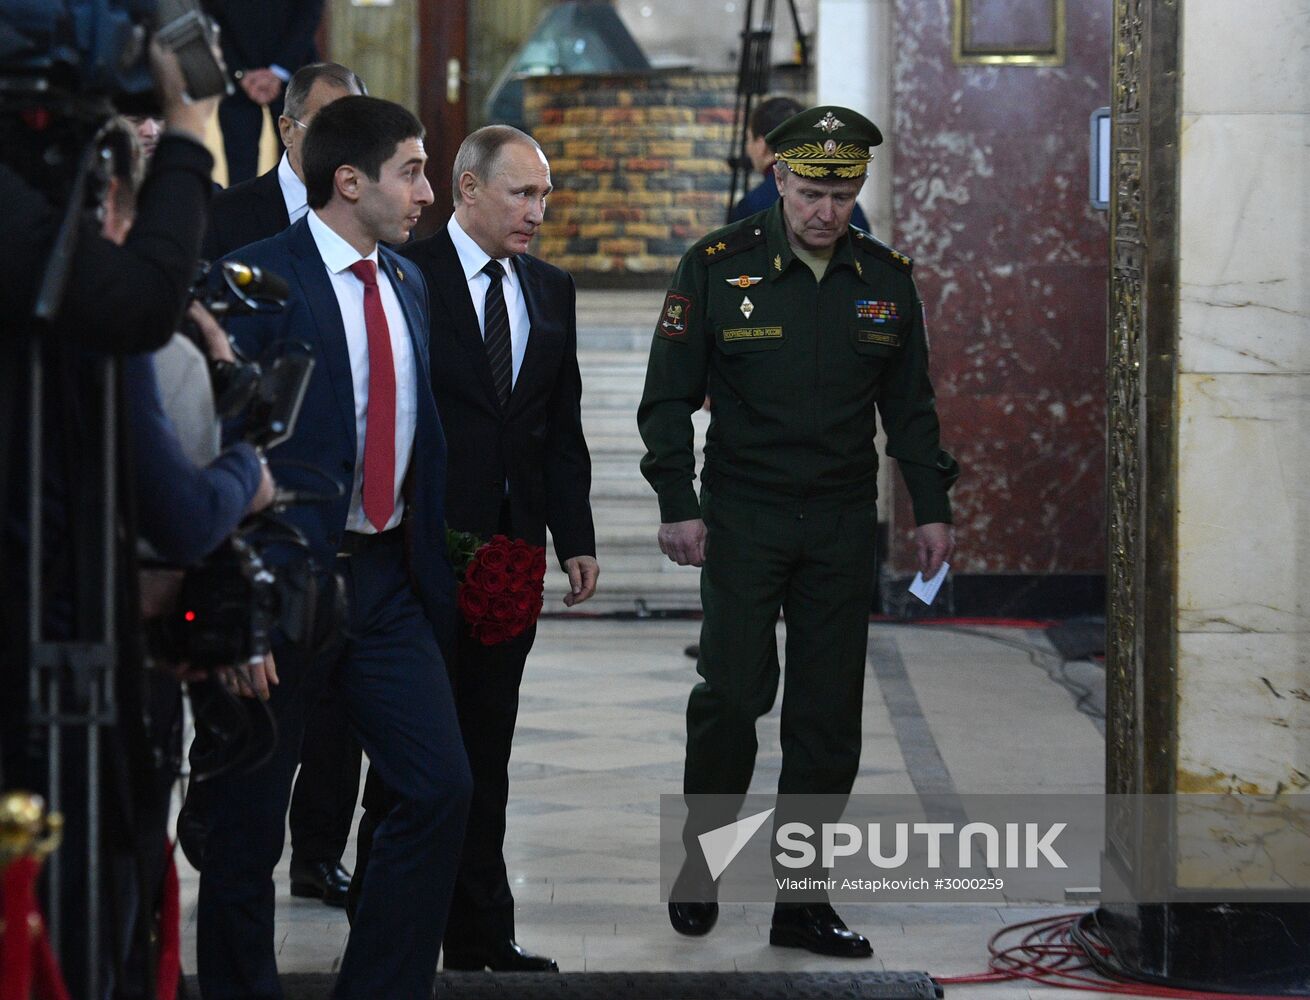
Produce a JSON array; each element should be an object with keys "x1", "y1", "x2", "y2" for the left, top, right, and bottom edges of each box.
[
  {"x1": 1178, "y1": 113, "x2": 1310, "y2": 375},
  {"x1": 1176, "y1": 632, "x2": 1310, "y2": 797},
  {"x1": 892, "y1": 390, "x2": 1106, "y2": 575},
  {"x1": 1177, "y1": 373, "x2": 1310, "y2": 634},
  {"x1": 929, "y1": 263, "x2": 1108, "y2": 397},
  {"x1": 889, "y1": 0, "x2": 1112, "y2": 578},
  {"x1": 1181, "y1": 0, "x2": 1310, "y2": 116}
]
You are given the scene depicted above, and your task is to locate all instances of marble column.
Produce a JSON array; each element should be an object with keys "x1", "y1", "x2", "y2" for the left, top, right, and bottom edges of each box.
[
  {"x1": 1173, "y1": 0, "x2": 1310, "y2": 800},
  {"x1": 1102, "y1": 0, "x2": 1310, "y2": 985}
]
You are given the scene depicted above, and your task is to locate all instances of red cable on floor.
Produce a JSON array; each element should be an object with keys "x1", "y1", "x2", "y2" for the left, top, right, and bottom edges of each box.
[{"x1": 935, "y1": 913, "x2": 1286, "y2": 998}]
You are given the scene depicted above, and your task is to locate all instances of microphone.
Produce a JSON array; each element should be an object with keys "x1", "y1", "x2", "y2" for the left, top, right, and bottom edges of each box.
[{"x1": 220, "y1": 260, "x2": 290, "y2": 305}]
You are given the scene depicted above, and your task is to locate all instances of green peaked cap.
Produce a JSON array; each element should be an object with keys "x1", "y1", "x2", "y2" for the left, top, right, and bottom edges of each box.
[{"x1": 765, "y1": 105, "x2": 883, "y2": 180}]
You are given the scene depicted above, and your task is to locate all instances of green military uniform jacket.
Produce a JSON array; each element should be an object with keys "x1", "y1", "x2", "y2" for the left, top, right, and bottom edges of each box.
[{"x1": 638, "y1": 201, "x2": 958, "y2": 525}]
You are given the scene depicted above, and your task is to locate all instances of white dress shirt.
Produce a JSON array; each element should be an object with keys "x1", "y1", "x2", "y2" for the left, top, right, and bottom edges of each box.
[
  {"x1": 276, "y1": 152, "x2": 309, "y2": 225},
  {"x1": 306, "y1": 210, "x2": 418, "y2": 533},
  {"x1": 447, "y1": 214, "x2": 529, "y2": 388}
]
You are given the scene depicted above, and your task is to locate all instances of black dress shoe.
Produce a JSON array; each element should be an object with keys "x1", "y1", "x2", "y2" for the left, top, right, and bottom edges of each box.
[
  {"x1": 289, "y1": 859, "x2": 352, "y2": 908},
  {"x1": 668, "y1": 900, "x2": 719, "y2": 936},
  {"x1": 443, "y1": 940, "x2": 559, "y2": 972},
  {"x1": 769, "y1": 903, "x2": 873, "y2": 958},
  {"x1": 668, "y1": 855, "x2": 718, "y2": 936}
]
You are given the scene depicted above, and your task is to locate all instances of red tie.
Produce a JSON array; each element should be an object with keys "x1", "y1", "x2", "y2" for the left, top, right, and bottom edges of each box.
[{"x1": 348, "y1": 259, "x2": 396, "y2": 532}]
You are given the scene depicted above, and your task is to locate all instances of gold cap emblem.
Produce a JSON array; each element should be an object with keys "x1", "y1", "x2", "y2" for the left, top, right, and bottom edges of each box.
[{"x1": 814, "y1": 111, "x2": 845, "y2": 133}]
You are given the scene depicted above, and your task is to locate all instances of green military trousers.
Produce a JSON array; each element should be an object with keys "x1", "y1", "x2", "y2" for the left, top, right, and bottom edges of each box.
[{"x1": 685, "y1": 488, "x2": 880, "y2": 800}]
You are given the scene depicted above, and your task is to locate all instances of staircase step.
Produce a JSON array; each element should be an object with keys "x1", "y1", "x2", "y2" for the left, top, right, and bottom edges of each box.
[{"x1": 537, "y1": 305, "x2": 703, "y2": 607}]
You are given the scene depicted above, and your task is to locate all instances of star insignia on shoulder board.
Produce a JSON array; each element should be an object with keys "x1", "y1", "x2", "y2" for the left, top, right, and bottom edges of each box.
[
  {"x1": 892, "y1": 250, "x2": 911, "y2": 266},
  {"x1": 814, "y1": 111, "x2": 845, "y2": 133},
  {"x1": 705, "y1": 241, "x2": 728, "y2": 257}
]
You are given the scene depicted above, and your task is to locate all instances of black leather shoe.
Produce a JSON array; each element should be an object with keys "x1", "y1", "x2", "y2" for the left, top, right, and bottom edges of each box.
[
  {"x1": 669, "y1": 855, "x2": 718, "y2": 936},
  {"x1": 289, "y1": 859, "x2": 352, "y2": 908},
  {"x1": 668, "y1": 900, "x2": 719, "y2": 936},
  {"x1": 769, "y1": 903, "x2": 873, "y2": 958},
  {"x1": 443, "y1": 940, "x2": 559, "y2": 972}
]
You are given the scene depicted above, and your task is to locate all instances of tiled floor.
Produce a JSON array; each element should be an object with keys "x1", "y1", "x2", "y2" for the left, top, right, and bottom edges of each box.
[{"x1": 179, "y1": 618, "x2": 1124, "y2": 998}]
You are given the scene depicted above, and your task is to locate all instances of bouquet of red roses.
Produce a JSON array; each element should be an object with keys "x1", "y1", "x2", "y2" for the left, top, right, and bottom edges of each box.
[{"x1": 446, "y1": 530, "x2": 547, "y2": 646}]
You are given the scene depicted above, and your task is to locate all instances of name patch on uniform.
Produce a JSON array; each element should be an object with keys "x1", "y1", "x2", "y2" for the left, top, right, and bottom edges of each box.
[
  {"x1": 658, "y1": 292, "x2": 692, "y2": 337},
  {"x1": 723, "y1": 326, "x2": 783, "y2": 342},
  {"x1": 857, "y1": 329, "x2": 901, "y2": 347},
  {"x1": 855, "y1": 299, "x2": 899, "y2": 323}
]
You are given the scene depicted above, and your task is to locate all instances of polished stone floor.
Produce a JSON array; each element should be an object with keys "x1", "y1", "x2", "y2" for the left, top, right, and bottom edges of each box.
[{"x1": 177, "y1": 617, "x2": 1122, "y2": 998}]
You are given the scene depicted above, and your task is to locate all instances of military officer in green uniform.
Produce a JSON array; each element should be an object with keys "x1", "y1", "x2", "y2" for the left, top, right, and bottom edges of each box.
[{"x1": 638, "y1": 106, "x2": 959, "y2": 956}]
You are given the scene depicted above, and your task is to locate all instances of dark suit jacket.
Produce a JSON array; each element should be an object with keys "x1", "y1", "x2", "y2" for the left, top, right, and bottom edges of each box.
[
  {"x1": 399, "y1": 228, "x2": 595, "y2": 566},
  {"x1": 204, "y1": 166, "x2": 290, "y2": 262},
  {"x1": 221, "y1": 218, "x2": 455, "y2": 637}
]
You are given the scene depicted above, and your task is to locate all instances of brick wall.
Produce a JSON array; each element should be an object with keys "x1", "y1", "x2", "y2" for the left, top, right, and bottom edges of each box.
[{"x1": 523, "y1": 72, "x2": 736, "y2": 286}]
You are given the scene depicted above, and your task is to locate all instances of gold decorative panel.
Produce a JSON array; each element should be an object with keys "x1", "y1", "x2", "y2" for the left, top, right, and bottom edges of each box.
[
  {"x1": 952, "y1": 0, "x2": 1066, "y2": 66},
  {"x1": 1105, "y1": 0, "x2": 1179, "y2": 878}
]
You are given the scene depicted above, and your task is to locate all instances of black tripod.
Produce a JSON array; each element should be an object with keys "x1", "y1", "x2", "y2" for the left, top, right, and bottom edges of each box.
[
  {"x1": 726, "y1": 0, "x2": 810, "y2": 222},
  {"x1": 22, "y1": 134, "x2": 122, "y2": 1000}
]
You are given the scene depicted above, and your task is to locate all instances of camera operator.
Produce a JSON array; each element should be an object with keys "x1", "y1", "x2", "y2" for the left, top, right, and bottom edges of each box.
[
  {"x1": 0, "y1": 41, "x2": 232, "y2": 999},
  {"x1": 94, "y1": 120, "x2": 276, "y2": 566},
  {"x1": 2, "y1": 36, "x2": 222, "y2": 771}
]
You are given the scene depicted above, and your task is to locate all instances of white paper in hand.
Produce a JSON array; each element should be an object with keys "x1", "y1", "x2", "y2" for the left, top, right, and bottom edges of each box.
[{"x1": 908, "y1": 561, "x2": 950, "y2": 606}]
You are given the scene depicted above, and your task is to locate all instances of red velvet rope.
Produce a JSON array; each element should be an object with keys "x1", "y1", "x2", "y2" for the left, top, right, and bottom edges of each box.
[
  {"x1": 156, "y1": 842, "x2": 181, "y2": 1000},
  {"x1": 1, "y1": 856, "x2": 69, "y2": 1000}
]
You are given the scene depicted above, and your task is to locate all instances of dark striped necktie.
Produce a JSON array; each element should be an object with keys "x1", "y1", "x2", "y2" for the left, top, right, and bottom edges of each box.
[{"x1": 482, "y1": 259, "x2": 512, "y2": 407}]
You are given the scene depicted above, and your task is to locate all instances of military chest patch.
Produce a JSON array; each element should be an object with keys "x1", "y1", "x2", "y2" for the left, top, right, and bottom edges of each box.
[
  {"x1": 723, "y1": 326, "x2": 782, "y2": 342},
  {"x1": 658, "y1": 292, "x2": 692, "y2": 337},
  {"x1": 855, "y1": 300, "x2": 899, "y2": 323},
  {"x1": 857, "y1": 329, "x2": 901, "y2": 347}
]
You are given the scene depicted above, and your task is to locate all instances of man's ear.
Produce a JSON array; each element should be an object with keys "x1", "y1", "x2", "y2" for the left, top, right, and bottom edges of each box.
[
  {"x1": 457, "y1": 170, "x2": 479, "y2": 204},
  {"x1": 334, "y1": 164, "x2": 361, "y2": 204}
]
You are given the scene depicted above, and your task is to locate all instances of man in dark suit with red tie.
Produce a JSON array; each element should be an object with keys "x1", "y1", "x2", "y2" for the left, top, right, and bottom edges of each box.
[
  {"x1": 187, "y1": 60, "x2": 368, "y2": 913},
  {"x1": 353, "y1": 125, "x2": 598, "y2": 972},
  {"x1": 198, "y1": 96, "x2": 471, "y2": 1000}
]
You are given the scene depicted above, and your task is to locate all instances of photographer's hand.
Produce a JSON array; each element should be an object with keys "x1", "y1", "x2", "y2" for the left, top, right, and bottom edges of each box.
[
  {"x1": 186, "y1": 302, "x2": 237, "y2": 363},
  {"x1": 247, "y1": 458, "x2": 276, "y2": 514},
  {"x1": 151, "y1": 40, "x2": 220, "y2": 144},
  {"x1": 218, "y1": 651, "x2": 279, "y2": 701}
]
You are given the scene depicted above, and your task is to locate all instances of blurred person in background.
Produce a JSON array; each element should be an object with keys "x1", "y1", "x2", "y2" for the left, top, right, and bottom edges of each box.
[{"x1": 203, "y1": 0, "x2": 325, "y2": 184}]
